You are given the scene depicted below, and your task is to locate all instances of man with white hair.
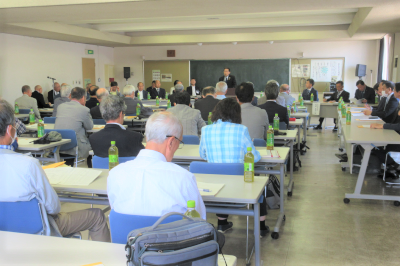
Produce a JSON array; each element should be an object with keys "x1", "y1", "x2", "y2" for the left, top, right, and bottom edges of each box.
[
  {"x1": 108, "y1": 111, "x2": 206, "y2": 218},
  {"x1": 215, "y1": 81, "x2": 228, "y2": 100},
  {"x1": 31, "y1": 85, "x2": 52, "y2": 108},
  {"x1": 90, "y1": 88, "x2": 109, "y2": 119},
  {"x1": 52, "y1": 84, "x2": 72, "y2": 117},
  {"x1": 15, "y1": 85, "x2": 41, "y2": 119},
  {"x1": 122, "y1": 84, "x2": 152, "y2": 115},
  {"x1": 257, "y1": 79, "x2": 285, "y2": 106},
  {"x1": 278, "y1": 84, "x2": 295, "y2": 108}
]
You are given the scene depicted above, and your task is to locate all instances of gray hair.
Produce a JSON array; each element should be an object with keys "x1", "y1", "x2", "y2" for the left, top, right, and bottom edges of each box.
[
  {"x1": 174, "y1": 83, "x2": 184, "y2": 92},
  {"x1": 123, "y1": 84, "x2": 136, "y2": 96},
  {"x1": 216, "y1": 81, "x2": 228, "y2": 93},
  {"x1": 267, "y1": 79, "x2": 279, "y2": 87},
  {"x1": 60, "y1": 85, "x2": 72, "y2": 97},
  {"x1": 100, "y1": 95, "x2": 127, "y2": 121},
  {"x1": 70, "y1": 87, "x2": 86, "y2": 100},
  {"x1": 0, "y1": 99, "x2": 15, "y2": 137},
  {"x1": 96, "y1": 88, "x2": 109, "y2": 100},
  {"x1": 145, "y1": 112, "x2": 182, "y2": 144},
  {"x1": 21, "y1": 85, "x2": 31, "y2": 94},
  {"x1": 265, "y1": 82, "x2": 279, "y2": 100},
  {"x1": 202, "y1": 86, "x2": 215, "y2": 96}
]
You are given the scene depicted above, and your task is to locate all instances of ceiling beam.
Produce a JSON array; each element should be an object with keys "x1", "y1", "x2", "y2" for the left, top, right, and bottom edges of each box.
[
  {"x1": 0, "y1": 0, "x2": 151, "y2": 9},
  {"x1": 348, "y1": 7, "x2": 372, "y2": 37}
]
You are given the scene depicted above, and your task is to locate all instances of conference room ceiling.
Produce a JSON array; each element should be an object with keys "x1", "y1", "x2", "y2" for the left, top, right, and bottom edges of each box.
[{"x1": 0, "y1": 0, "x2": 399, "y2": 47}]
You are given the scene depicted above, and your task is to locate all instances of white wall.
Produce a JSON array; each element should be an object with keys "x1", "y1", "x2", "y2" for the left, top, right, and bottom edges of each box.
[
  {"x1": 114, "y1": 40, "x2": 379, "y2": 96},
  {"x1": 393, "y1": 33, "x2": 400, "y2": 83},
  {"x1": 0, "y1": 33, "x2": 114, "y2": 103}
]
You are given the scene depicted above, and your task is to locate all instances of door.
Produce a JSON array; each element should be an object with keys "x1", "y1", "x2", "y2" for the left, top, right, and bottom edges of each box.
[{"x1": 82, "y1": 58, "x2": 96, "y2": 88}]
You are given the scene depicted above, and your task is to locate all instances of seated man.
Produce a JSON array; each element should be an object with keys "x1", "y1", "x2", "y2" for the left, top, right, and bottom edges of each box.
[
  {"x1": 355, "y1": 80, "x2": 375, "y2": 104},
  {"x1": 135, "y1": 82, "x2": 149, "y2": 100},
  {"x1": 52, "y1": 84, "x2": 72, "y2": 117},
  {"x1": 194, "y1": 86, "x2": 219, "y2": 122},
  {"x1": 301, "y1": 79, "x2": 319, "y2": 102},
  {"x1": 108, "y1": 111, "x2": 209, "y2": 227},
  {"x1": 110, "y1": 81, "x2": 122, "y2": 97},
  {"x1": 122, "y1": 85, "x2": 152, "y2": 115},
  {"x1": 55, "y1": 87, "x2": 93, "y2": 167},
  {"x1": 0, "y1": 99, "x2": 110, "y2": 241},
  {"x1": 168, "y1": 92, "x2": 205, "y2": 136},
  {"x1": 15, "y1": 85, "x2": 41, "y2": 120},
  {"x1": 150, "y1": 80, "x2": 166, "y2": 99},
  {"x1": 257, "y1": 80, "x2": 282, "y2": 105},
  {"x1": 85, "y1": 85, "x2": 99, "y2": 109},
  {"x1": 31, "y1": 85, "x2": 52, "y2": 108},
  {"x1": 363, "y1": 81, "x2": 398, "y2": 123},
  {"x1": 278, "y1": 84, "x2": 295, "y2": 108},
  {"x1": 48, "y1": 82, "x2": 61, "y2": 105},
  {"x1": 316, "y1": 81, "x2": 350, "y2": 131},
  {"x1": 169, "y1": 83, "x2": 188, "y2": 106},
  {"x1": 187, "y1": 78, "x2": 202, "y2": 97},
  {"x1": 215, "y1": 81, "x2": 228, "y2": 100},
  {"x1": 236, "y1": 82, "x2": 269, "y2": 140},
  {"x1": 146, "y1": 80, "x2": 156, "y2": 94},
  {"x1": 258, "y1": 82, "x2": 289, "y2": 127},
  {"x1": 89, "y1": 95, "x2": 144, "y2": 157},
  {"x1": 90, "y1": 88, "x2": 109, "y2": 119}
]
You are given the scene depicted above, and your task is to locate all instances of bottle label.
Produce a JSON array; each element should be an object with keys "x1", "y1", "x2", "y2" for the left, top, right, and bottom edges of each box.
[
  {"x1": 136, "y1": 108, "x2": 140, "y2": 116},
  {"x1": 29, "y1": 113, "x2": 35, "y2": 123},
  {"x1": 267, "y1": 132, "x2": 274, "y2": 147},
  {"x1": 147, "y1": 94, "x2": 150, "y2": 99},
  {"x1": 244, "y1": 163, "x2": 254, "y2": 172},
  {"x1": 208, "y1": 118, "x2": 212, "y2": 125},
  {"x1": 109, "y1": 155, "x2": 119, "y2": 163},
  {"x1": 15, "y1": 106, "x2": 19, "y2": 114},
  {"x1": 310, "y1": 95, "x2": 314, "y2": 102},
  {"x1": 273, "y1": 119, "x2": 279, "y2": 130},
  {"x1": 375, "y1": 97, "x2": 378, "y2": 104},
  {"x1": 346, "y1": 113, "x2": 351, "y2": 124},
  {"x1": 167, "y1": 103, "x2": 171, "y2": 109},
  {"x1": 38, "y1": 126, "x2": 44, "y2": 137}
]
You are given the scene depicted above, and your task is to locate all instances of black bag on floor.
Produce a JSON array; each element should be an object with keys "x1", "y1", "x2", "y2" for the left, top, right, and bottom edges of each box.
[
  {"x1": 299, "y1": 141, "x2": 310, "y2": 155},
  {"x1": 287, "y1": 149, "x2": 302, "y2": 171},
  {"x1": 266, "y1": 175, "x2": 280, "y2": 209}
]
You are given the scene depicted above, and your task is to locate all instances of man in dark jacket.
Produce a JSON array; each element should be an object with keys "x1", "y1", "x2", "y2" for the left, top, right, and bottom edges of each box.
[
  {"x1": 90, "y1": 88, "x2": 109, "y2": 119},
  {"x1": 85, "y1": 85, "x2": 99, "y2": 109},
  {"x1": 89, "y1": 95, "x2": 144, "y2": 157},
  {"x1": 194, "y1": 86, "x2": 220, "y2": 122},
  {"x1": 32, "y1": 85, "x2": 52, "y2": 108},
  {"x1": 258, "y1": 82, "x2": 289, "y2": 127},
  {"x1": 218, "y1": 68, "x2": 237, "y2": 88},
  {"x1": 355, "y1": 80, "x2": 375, "y2": 104},
  {"x1": 301, "y1": 79, "x2": 319, "y2": 102}
]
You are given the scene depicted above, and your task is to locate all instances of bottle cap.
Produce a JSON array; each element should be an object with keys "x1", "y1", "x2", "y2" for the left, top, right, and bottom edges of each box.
[
  {"x1": 39, "y1": 120, "x2": 43, "y2": 123},
  {"x1": 111, "y1": 141, "x2": 116, "y2": 145},
  {"x1": 275, "y1": 113, "x2": 278, "y2": 116},
  {"x1": 187, "y1": 200, "x2": 196, "y2": 208},
  {"x1": 247, "y1": 147, "x2": 252, "y2": 151},
  {"x1": 269, "y1": 125, "x2": 273, "y2": 128},
  {"x1": 31, "y1": 109, "x2": 33, "y2": 111},
  {"x1": 137, "y1": 103, "x2": 140, "y2": 106},
  {"x1": 209, "y1": 112, "x2": 212, "y2": 115}
]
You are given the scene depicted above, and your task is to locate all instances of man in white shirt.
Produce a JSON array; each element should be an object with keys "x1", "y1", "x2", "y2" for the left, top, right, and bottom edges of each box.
[
  {"x1": 135, "y1": 82, "x2": 149, "y2": 100},
  {"x1": 0, "y1": 99, "x2": 110, "y2": 241},
  {"x1": 215, "y1": 81, "x2": 228, "y2": 100},
  {"x1": 278, "y1": 84, "x2": 295, "y2": 108},
  {"x1": 186, "y1": 78, "x2": 201, "y2": 97},
  {"x1": 107, "y1": 111, "x2": 206, "y2": 219}
]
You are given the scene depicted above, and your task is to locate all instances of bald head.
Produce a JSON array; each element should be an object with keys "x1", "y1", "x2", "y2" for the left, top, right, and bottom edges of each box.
[
  {"x1": 96, "y1": 88, "x2": 109, "y2": 102},
  {"x1": 34, "y1": 85, "x2": 43, "y2": 94},
  {"x1": 280, "y1": 84, "x2": 289, "y2": 94},
  {"x1": 54, "y1": 82, "x2": 61, "y2": 92}
]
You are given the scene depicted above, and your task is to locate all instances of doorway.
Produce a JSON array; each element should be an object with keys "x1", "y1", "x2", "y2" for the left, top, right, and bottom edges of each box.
[{"x1": 82, "y1": 58, "x2": 96, "y2": 88}]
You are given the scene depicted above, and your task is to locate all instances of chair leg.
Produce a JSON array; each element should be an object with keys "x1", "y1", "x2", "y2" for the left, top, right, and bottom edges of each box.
[{"x1": 383, "y1": 153, "x2": 389, "y2": 181}]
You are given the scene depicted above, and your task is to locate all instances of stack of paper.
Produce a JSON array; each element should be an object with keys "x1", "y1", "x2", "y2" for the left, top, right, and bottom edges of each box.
[
  {"x1": 197, "y1": 182, "x2": 224, "y2": 196},
  {"x1": 356, "y1": 118, "x2": 381, "y2": 121},
  {"x1": 352, "y1": 113, "x2": 364, "y2": 117},
  {"x1": 357, "y1": 125, "x2": 371, "y2": 128},
  {"x1": 44, "y1": 168, "x2": 102, "y2": 186},
  {"x1": 264, "y1": 150, "x2": 280, "y2": 158},
  {"x1": 93, "y1": 125, "x2": 105, "y2": 130}
]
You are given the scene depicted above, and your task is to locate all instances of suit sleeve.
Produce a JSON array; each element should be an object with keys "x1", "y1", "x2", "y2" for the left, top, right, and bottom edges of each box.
[
  {"x1": 327, "y1": 93, "x2": 335, "y2": 102},
  {"x1": 343, "y1": 92, "x2": 350, "y2": 103},
  {"x1": 366, "y1": 89, "x2": 376, "y2": 104},
  {"x1": 32, "y1": 99, "x2": 41, "y2": 119},
  {"x1": 196, "y1": 111, "x2": 206, "y2": 135},
  {"x1": 372, "y1": 98, "x2": 398, "y2": 119},
  {"x1": 48, "y1": 91, "x2": 53, "y2": 104},
  {"x1": 314, "y1": 90, "x2": 319, "y2": 102},
  {"x1": 83, "y1": 109, "x2": 94, "y2": 130},
  {"x1": 383, "y1": 122, "x2": 400, "y2": 132}
]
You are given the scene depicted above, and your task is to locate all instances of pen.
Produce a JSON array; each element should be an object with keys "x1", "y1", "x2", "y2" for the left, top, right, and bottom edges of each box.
[{"x1": 198, "y1": 188, "x2": 211, "y2": 192}]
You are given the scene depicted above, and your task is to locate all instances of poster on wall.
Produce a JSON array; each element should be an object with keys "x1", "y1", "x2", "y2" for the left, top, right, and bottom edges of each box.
[
  {"x1": 291, "y1": 64, "x2": 310, "y2": 77},
  {"x1": 310, "y1": 60, "x2": 343, "y2": 82},
  {"x1": 152, "y1": 70, "x2": 161, "y2": 81},
  {"x1": 161, "y1": 74, "x2": 172, "y2": 82}
]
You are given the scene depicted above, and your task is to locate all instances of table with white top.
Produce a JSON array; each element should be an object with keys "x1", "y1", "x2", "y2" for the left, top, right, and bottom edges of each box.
[
  {"x1": 0, "y1": 231, "x2": 237, "y2": 266},
  {"x1": 337, "y1": 111, "x2": 400, "y2": 204},
  {"x1": 38, "y1": 108, "x2": 54, "y2": 113},
  {"x1": 25, "y1": 123, "x2": 127, "y2": 133},
  {"x1": 289, "y1": 118, "x2": 303, "y2": 150},
  {"x1": 16, "y1": 137, "x2": 71, "y2": 162},
  {"x1": 53, "y1": 170, "x2": 268, "y2": 266},
  {"x1": 15, "y1": 113, "x2": 29, "y2": 119},
  {"x1": 290, "y1": 112, "x2": 309, "y2": 145}
]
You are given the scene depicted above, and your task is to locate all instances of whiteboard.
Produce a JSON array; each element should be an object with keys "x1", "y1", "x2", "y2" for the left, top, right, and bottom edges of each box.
[{"x1": 310, "y1": 59, "x2": 343, "y2": 82}]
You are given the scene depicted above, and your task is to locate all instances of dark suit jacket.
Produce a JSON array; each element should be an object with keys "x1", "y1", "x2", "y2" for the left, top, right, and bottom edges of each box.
[
  {"x1": 32, "y1": 91, "x2": 51, "y2": 108},
  {"x1": 371, "y1": 94, "x2": 399, "y2": 123},
  {"x1": 85, "y1": 97, "x2": 99, "y2": 109},
  {"x1": 150, "y1": 88, "x2": 166, "y2": 99},
  {"x1": 146, "y1": 86, "x2": 154, "y2": 93},
  {"x1": 383, "y1": 106, "x2": 400, "y2": 134},
  {"x1": 194, "y1": 95, "x2": 220, "y2": 122},
  {"x1": 89, "y1": 124, "x2": 144, "y2": 157},
  {"x1": 258, "y1": 101, "x2": 289, "y2": 127},
  {"x1": 47, "y1": 90, "x2": 60, "y2": 104},
  {"x1": 327, "y1": 90, "x2": 350, "y2": 103},
  {"x1": 135, "y1": 90, "x2": 148, "y2": 99},
  {"x1": 219, "y1": 75, "x2": 237, "y2": 88},
  {"x1": 90, "y1": 105, "x2": 102, "y2": 119},
  {"x1": 301, "y1": 88, "x2": 319, "y2": 101},
  {"x1": 355, "y1": 86, "x2": 375, "y2": 103},
  {"x1": 186, "y1": 86, "x2": 202, "y2": 96}
]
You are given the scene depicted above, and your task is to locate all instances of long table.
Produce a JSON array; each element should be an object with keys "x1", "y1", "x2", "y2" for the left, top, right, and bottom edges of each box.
[
  {"x1": 289, "y1": 118, "x2": 303, "y2": 150},
  {"x1": 53, "y1": 170, "x2": 268, "y2": 266},
  {"x1": 16, "y1": 137, "x2": 71, "y2": 163},
  {"x1": 25, "y1": 123, "x2": 127, "y2": 133},
  {"x1": 291, "y1": 112, "x2": 309, "y2": 145},
  {"x1": 0, "y1": 230, "x2": 237, "y2": 266}
]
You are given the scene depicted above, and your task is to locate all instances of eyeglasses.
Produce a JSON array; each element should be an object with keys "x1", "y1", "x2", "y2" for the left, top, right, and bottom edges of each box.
[{"x1": 166, "y1": 135, "x2": 184, "y2": 149}]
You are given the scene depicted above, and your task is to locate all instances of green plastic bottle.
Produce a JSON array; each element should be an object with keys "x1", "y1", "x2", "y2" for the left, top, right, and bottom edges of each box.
[
  {"x1": 136, "y1": 103, "x2": 141, "y2": 116},
  {"x1": 375, "y1": 94, "x2": 379, "y2": 104},
  {"x1": 300, "y1": 96, "x2": 304, "y2": 107},
  {"x1": 341, "y1": 103, "x2": 346, "y2": 118},
  {"x1": 260, "y1": 93, "x2": 263, "y2": 98},
  {"x1": 273, "y1": 113, "x2": 279, "y2": 131},
  {"x1": 108, "y1": 141, "x2": 119, "y2": 170},
  {"x1": 184, "y1": 200, "x2": 201, "y2": 219},
  {"x1": 166, "y1": 93, "x2": 169, "y2": 100},
  {"x1": 310, "y1": 93, "x2": 314, "y2": 102},
  {"x1": 287, "y1": 105, "x2": 291, "y2": 118},
  {"x1": 267, "y1": 125, "x2": 274, "y2": 150},
  {"x1": 346, "y1": 108, "x2": 351, "y2": 125},
  {"x1": 167, "y1": 100, "x2": 171, "y2": 109},
  {"x1": 244, "y1": 147, "x2": 254, "y2": 183},
  {"x1": 208, "y1": 112, "x2": 212, "y2": 125},
  {"x1": 156, "y1": 96, "x2": 160, "y2": 107},
  {"x1": 138, "y1": 93, "x2": 141, "y2": 101},
  {"x1": 37, "y1": 120, "x2": 44, "y2": 138},
  {"x1": 29, "y1": 109, "x2": 35, "y2": 125},
  {"x1": 14, "y1": 102, "x2": 19, "y2": 114},
  {"x1": 147, "y1": 93, "x2": 150, "y2": 100},
  {"x1": 298, "y1": 94, "x2": 302, "y2": 102}
]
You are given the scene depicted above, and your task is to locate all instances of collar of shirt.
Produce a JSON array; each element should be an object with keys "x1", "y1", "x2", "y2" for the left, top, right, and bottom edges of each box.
[
  {"x1": 386, "y1": 92, "x2": 394, "y2": 102},
  {"x1": 307, "y1": 88, "x2": 312, "y2": 92},
  {"x1": 0, "y1": 145, "x2": 13, "y2": 151},
  {"x1": 267, "y1": 100, "x2": 277, "y2": 102},
  {"x1": 54, "y1": 91, "x2": 60, "y2": 95},
  {"x1": 106, "y1": 123, "x2": 126, "y2": 130},
  {"x1": 137, "y1": 149, "x2": 167, "y2": 162}
]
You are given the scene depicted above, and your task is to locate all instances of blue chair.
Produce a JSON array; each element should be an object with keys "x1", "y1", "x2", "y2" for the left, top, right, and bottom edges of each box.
[
  {"x1": 44, "y1": 129, "x2": 79, "y2": 167},
  {"x1": 44, "y1": 117, "x2": 56, "y2": 124},
  {"x1": 93, "y1": 119, "x2": 106, "y2": 125},
  {"x1": 182, "y1": 135, "x2": 200, "y2": 145},
  {"x1": 253, "y1": 138, "x2": 266, "y2": 147},
  {"x1": 189, "y1": 161, "x2": 244, "y2": 175},
  {"x1": 0, "y1": 198, "x2": 44, "y2": 234},
  {"x1": 18, "y1": 109, "x2": 30, "y2": 114},
  {"x1": 92, "y1": 155, "x2": 136, "y2": 169},
  {"x1": 109, "y1": 210, "x2": 181, "y2": 244}
]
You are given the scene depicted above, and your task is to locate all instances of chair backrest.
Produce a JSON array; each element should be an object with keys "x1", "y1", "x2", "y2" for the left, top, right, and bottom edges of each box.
[
  {"x1": 19, "y1": 109, "x2": 30, "y2": 114},
  {"x1": 0, "y1": 198, "x2": 44, "y2": 234},
  {"x1": 92, "y1": 155, "x2": 136, "y2": 169},
  {"x1": 93, "y1": 119, "x2": 106, "y2": 125},
  {"x1": 43, "y1": 117, "x2": 56, "y2": 124},
  {"x1": 182, "y1": 135, "x2": 200, "y2": 145},
  {"x1": 279, "y1": 121, "x2": 287, "y2": 130},
  {"x1": 253, "y1": 138, "x2": 266, "y2": 147},
  {"x1": 189, "y1": 161, "x2": 244, "y2": 175},
  {"x1": 44, "y1": 129, "x2": 78, "y2": 151},
  {"x1": 109, "y1": 210, "x2": 181, "y2": 244}
]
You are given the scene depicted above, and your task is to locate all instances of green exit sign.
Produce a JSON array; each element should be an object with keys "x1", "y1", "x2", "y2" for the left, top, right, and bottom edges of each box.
[{"x1": 86, "y1": 49, "x2": 94, "y2": 55}]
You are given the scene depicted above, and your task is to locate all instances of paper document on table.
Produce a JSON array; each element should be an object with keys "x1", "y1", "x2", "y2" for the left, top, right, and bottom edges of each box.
[
  {"x1": 265, "y1": 150, "x2": 280, "y2": 158},
  {"x1": 350, "y1": 111, "x2": 362, "y2": 113},
  {"x1": 357, "y1": 125, "x2": 371, "y2": 128},
  {"x1": 350, "y1": 98, "x2": 362, "y2": 104},
  {"x1": 356, "y1": 118, "x2": 381, "y2": 121},
  {"x1": 351, "y1": 113, "x2": 364, "y2": 117},
  {"x1": 44, "y1": 168, "x2": 102, "y2": 186},
  {"x1": 93, "y1": 125, "x2": 105, "y2": 130},
  {"x1": 197, "y1": 182, "x2": 224, "y2": 196}
]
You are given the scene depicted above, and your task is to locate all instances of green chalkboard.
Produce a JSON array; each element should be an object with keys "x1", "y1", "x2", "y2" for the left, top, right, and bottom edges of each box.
[{"x1": 190, "y1": 59, "x2": 290, "y2": 92}]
